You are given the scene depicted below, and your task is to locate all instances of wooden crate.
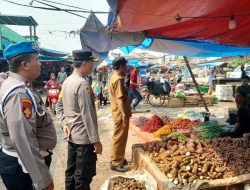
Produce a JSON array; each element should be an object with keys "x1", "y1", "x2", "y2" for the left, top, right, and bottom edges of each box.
[
  {"x1": 198, "y1": 100, "x2": 212, "y2": 107},
  {"x1": 198, "y1": 95, "x2": 214, "y2": 106},
  {"x1": 184, "y1": 96, "x2": 198, "y2": 107},
  {"x1": 167, "y1": 97, "x2": 184, "y2": 107}
]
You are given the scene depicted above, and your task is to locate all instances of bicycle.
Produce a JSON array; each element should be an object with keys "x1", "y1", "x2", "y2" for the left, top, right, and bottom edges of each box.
[{"x1": 139, "y1": 81, "x2": 170, "y2": 107}]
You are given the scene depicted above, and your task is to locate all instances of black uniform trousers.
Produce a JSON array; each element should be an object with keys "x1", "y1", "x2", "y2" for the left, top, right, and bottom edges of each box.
[
  {"x1": 0, "y1": 149, "x2": 52, "y2": 190},
  {"x1": 65, "y1": 142, "x2": 97, "y2": 190},
  {"x1": 98, "y1": 92, "x2": 107, "y2": 106}
]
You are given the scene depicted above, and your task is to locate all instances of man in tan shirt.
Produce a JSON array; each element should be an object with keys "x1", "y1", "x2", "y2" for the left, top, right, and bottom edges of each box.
[
  {"x1": 60, "y1": 50, "x2": 102, "y2": 190},
  {"x1": 109, "y1": 57, "x2": 132, "y2": 172}
]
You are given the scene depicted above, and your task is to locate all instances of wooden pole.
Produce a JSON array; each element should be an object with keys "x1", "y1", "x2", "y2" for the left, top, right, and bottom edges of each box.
[{"x1": 183, "y1": 56, "x2": 209, "y2": 112}]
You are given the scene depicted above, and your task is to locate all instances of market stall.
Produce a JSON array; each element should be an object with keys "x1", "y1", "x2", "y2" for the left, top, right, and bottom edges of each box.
[
  {"x1": 166, "y1": 92, "x2": 215, "y2": 108},
  {"x1": 132, "y1": 136, "x2": 250, "y2": 190},
  {"x1": 128, "y1": 113, "x2": 250, "y2": 189}
]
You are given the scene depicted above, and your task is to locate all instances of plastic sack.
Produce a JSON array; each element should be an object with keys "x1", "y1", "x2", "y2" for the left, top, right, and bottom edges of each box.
[{"x1": 100, "y1": 170, "x2": 158, "y2": 190}]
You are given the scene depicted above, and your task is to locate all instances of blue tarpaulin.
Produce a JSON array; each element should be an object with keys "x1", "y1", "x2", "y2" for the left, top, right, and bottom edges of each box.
[
  {"x1": 127, "y1": 59, "x2": 150, "y2": 68},
  {"x1": 120, "y1": 37, "x2": 250, "y2": 57},
  {"x1": 199, "y1": 62, "x2": 227, "y2": 67},
  {"x1": 40, "y1": 47, "x2": 68, "y2": 57},
  {"x1": 150, "y1": 64, "x2": 177, "y2": 69},
  {"x1": 119, "y1": 38, "x2": 153, "y2": 54}
]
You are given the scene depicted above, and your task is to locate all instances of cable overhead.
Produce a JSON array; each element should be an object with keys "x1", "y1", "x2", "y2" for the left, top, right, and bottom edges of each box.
[
  {"x1": 34, "y1": 0, "x2": 88, "y2": 19},
  {"x1": 3, "y1": 0, "x2": 110, "y2": 14},
  {"x1": 38, "y1": 0, "x2": 89, "y2": 11}
]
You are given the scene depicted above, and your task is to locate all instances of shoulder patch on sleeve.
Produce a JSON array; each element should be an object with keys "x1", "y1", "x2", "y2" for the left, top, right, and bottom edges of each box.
[
  {"x1": 21, "y1": 99, "x2": 33, "y2": 105},
  {"x1": 21, "y1": 99, "x2": 33, "y2": 119},
  {"x1": 85, "y1": 85, "x2": 91, "y2": 93}
]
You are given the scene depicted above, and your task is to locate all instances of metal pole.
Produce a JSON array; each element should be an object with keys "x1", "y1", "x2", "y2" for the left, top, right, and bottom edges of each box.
[
  {"x1": 0, "y1": 26, "x2": 3, "y2": 50},
  {"x1": 183, "y1": 56, "x2": 209, "y2": 112},
  {"x1": 29, "y1": 25, "x2": 32, "y2": 41},
  {"x1": 34, "y1": 26, "x2": 37, "y2": 42}
]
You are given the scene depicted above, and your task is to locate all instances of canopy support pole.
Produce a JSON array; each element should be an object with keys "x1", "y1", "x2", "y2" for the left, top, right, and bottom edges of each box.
[
  {"x1": 34, "y1": 26, "x2": 37, "y2": 42},
  {"x1": 29, "y1": 25, "x2": 32, "y2": 41},
  {"x1": 183, "y1": 56, "x2": 209, "y2": 112},
  {"x1": 0, "y1": 26, "x2": 2, "y2": 50}
]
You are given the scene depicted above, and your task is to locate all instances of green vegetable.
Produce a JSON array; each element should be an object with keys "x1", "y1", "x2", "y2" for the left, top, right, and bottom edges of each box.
[
  {"x1": 192, "y1": 122, "x2": 223, "y2": 140},
  {"x1": 168, "y1": 132, "x2": 188, "y2": 141},
  {"x1": 174, "y1": 92, "x2": 186, "y2": 99}
]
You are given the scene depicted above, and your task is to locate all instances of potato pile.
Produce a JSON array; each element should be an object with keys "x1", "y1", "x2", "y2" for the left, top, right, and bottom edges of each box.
[
  {"x1": 109, "y1": 176, "x2": 146, "y2": 190},
  {"x1": 141, "y1": 136, "x2": 179, "y2": 153},
  {"x1": 140, "y1": 133, "x2": 250, "y2": 186}
]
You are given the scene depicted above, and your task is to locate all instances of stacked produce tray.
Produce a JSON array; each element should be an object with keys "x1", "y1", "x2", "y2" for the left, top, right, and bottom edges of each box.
[
  {"x1": 167, "y1": 98, "x2": 185, "y2": 108},
  {"x1": 198, "y1": 95, "x2": 214, "y2": 107},
  {"x1": 184, "y1": 96, "x2": 198, "y2": 107},
  {"x1": 167, "y1": 96, "x2": 214, "y2": 108}
]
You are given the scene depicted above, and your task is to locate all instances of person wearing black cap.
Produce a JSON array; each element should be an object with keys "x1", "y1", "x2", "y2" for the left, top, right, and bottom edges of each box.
[
  {"x1": 220, "y1": 90, "x2": 250, "y2": 138},
  {"x1": 109, "y1": 57, "x2": 132, "y2": 172},
  {"x1": 59, "y1": 50, "x2": 102, "y2": 190},
  {"x1": 0, "y1": 41, "x2": 56, "y2": 190}
]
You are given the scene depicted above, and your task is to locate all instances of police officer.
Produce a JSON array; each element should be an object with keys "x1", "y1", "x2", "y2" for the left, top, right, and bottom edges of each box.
[
  {"x1": 109, "y1": 57, "x2": 132, "y2": 172},
  {"x1": 60, "y1": 50, "x2": 102, "y2": 190},
  {"x1": 0, "y1": 41, "x2": 56, "y2": 190}
]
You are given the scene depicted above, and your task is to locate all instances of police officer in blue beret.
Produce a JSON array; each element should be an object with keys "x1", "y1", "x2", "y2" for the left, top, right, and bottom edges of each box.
[{"x1": 0, "y1": 41, "x2": 57, "y2": 190}]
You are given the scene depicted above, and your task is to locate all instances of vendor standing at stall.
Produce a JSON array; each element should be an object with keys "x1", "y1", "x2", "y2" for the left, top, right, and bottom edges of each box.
[
  {"x1": 236, "y1": 76, "x2": 250, "y2": 105},
  {"x1": 220, "y1": 90, "x2": 250, "y2": 138},
  {"x1": 208, "y1": 69, "x2": 216, "y2": 95}
]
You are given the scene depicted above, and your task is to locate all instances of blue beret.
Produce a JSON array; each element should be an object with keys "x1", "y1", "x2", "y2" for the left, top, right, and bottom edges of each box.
[{"x1": 3, "y1": 41, "x2": 39, "y2": 60}]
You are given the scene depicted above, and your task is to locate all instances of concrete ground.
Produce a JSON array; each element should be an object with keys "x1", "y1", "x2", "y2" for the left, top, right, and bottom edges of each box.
[{"x1": 0, "y1": 101, "x2": 235, "y2": 190}]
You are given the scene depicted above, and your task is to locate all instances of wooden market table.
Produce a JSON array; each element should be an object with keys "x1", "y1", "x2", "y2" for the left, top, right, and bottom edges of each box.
[{"x1": 132, "y1": 147, "x2": 250, "y2": 190}]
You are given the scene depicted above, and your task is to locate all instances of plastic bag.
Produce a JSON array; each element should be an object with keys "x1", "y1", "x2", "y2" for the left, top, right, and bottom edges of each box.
[{"x1": 100, "y1": 170, "x2": 158, "y2": 190}]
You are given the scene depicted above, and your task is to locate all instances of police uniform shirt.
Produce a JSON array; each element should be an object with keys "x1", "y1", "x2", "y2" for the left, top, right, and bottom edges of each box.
[
  {"x1": 61, "y1": 71, "x2": 100, "y2": 144},
  {"x1": 0, "y1": 72, "x2": 56, "y2": 190}
]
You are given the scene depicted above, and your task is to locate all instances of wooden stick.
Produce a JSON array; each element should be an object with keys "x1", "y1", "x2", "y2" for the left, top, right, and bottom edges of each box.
[{"x1": 183, "y1": 56, "x2": 209, "y2": 112}]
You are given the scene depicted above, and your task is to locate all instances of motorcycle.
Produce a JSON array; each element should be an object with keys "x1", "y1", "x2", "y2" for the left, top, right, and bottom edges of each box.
[{"x1": 47, "y1": 85, "x2": 60, "y2": 114}]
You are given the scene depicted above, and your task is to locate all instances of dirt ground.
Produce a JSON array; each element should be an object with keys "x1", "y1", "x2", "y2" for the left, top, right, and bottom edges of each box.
[
  {"x1": 0, "y1": 101, "x2": 235, "y2": 190},
  {"x1": 50, "y1": 101, "x2": 235, "y2": 190}
]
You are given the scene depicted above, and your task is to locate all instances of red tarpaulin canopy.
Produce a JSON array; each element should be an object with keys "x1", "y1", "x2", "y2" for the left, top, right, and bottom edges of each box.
[{"x1": 111, "y1": 0, "x2": 250, "y2": 47}]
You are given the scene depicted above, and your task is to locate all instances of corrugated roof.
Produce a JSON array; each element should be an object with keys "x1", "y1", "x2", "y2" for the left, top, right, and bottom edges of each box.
[
  {"x1": 0, "y1": 15, "x2": 38, "y2": 26},
  {"x1": 0, "y1": 25, "x2": 28, "y2": 44}
]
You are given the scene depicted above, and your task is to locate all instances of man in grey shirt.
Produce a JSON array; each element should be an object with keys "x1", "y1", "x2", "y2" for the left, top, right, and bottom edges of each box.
[
  {"x1": 57, "y1": 67, "x2": 67, "y2": 83},
  {"x1": 60, "y1": 50, "x2": 102, "y2": 190},
  {"x1": 0, "y1": 41, "x2": 56, "y2": 190}
]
